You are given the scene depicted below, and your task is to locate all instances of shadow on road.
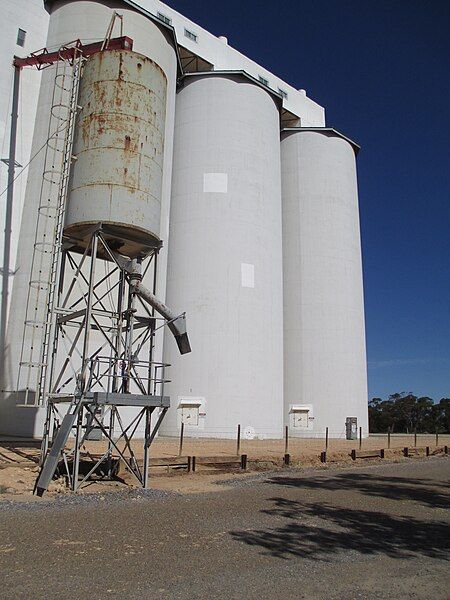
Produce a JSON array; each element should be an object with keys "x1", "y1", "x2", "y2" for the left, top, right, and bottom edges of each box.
[
  {"x1": 231, "y1": 472, "x2": 450, "y2": 560},
  {"x1": 231, "y1": 497, "x2": 450, "y2": 560},
  {"x1": 266, "y1": 472, "x2": 450, "y2": 509}
]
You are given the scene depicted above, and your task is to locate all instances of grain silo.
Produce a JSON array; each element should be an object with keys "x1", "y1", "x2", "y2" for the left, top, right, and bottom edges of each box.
[
  {"x1": 0, "y1": 0, "x2": 369, "y2": 445},
  {"x1": 65, "y1": 49, "x2": 167, "y2": 256},
  {"x1": 1, "y1": 0, "x2": 179, "y2": 436},
  {"x1": 162, "y1": 73, "x2": 284, "y2": 439},
  {"x1": 281, "y1": 128, "x2": 368, "y2": 438}
]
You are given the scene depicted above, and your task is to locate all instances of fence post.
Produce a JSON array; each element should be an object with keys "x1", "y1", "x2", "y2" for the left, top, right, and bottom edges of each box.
[
  {"x1": 436, "y1": 431, "x2": 439, "y2": 447},
  {"x1": 325, "y1": 427, "x2": 329, "y2": 451},
  {"x1": 426, "y1": 446, "x2": 430, "y2": 457},
  {"x1": 359, "y1": 426, "x2": 362, "y2": 449},
  {"x1": 284, "y1": 425, "x2": 289, "y2": 455},
  {"x1": 236, "y1": 424, "x2": 241, "y2": 456},
  {"x1": 178, "y1": 422, "x2": 184, "y2": 456},
  {"x1": 414, "y1": 429, "x2": 417, "y2": 448},
  {"x1": 388, "y1": 427, "x2": 391, "y2": 449}
]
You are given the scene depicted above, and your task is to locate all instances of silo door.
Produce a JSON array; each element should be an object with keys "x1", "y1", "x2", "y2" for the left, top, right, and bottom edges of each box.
[
  {"x1": 293, "y1": 409, "x2": 309, "y2": 429},
  {"x1": 182, "y1": 405, "x2": 199, "y2": 426}
]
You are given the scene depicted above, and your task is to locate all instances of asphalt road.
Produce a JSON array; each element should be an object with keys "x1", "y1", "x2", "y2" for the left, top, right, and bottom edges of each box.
[{"x1": 0, "y1": 458, "x2": 449, "y2": 599}]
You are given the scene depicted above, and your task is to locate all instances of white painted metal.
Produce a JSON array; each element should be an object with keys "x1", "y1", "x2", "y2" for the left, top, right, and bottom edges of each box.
[
  {"x1": 162, "y1": 74, "x2": 284, "y2": 439},
  {"x1": 0, "y1": 0, "x2": 177, "y2": 436},
  {"x1": 65, "y1": 49, "x2": 167, "y2": 255},
  {"x1": 281, "y1": 129, "x2": 368, "y2": 438}
]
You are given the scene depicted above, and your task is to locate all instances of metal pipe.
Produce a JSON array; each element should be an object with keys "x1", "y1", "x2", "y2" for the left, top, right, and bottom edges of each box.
[
  {"x1": 0, "y1": 65, "x2": 20, "y2": 380},
  {"x1": 133, "y1": 280, "x2": 191, "y2": 355},
  {"x1": 78, "y1": 233, "x2": 98, "y2": 392},
  {"x1": 143, "y1": 407, "x2": 153, "y2": 488}
]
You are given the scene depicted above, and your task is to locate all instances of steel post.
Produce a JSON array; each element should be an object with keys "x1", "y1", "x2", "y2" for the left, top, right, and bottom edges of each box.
[
  {"x1": 0, "y1": 65, "x2": 20, "y2": 380},
  {"x1": 143, "y1": 407, "x2": 152, "y2": 488},
  {"x1": 72, "y1": 407, "x2": 83, "y2": 491}
]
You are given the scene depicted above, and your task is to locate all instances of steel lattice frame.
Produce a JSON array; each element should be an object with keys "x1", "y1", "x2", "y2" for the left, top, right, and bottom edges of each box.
[{"x1": 39, "y1": 226, "x2": 171, "y2": 492}]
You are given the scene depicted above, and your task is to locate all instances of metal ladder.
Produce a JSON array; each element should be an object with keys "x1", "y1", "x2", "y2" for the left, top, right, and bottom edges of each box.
[{"x1": 16, "y1": 49, "x2": 84, "y2": 406}]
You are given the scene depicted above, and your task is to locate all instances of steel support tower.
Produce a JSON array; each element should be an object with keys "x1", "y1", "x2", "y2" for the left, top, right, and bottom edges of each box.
[{"x1": 35, "y1": 226, "x2": 183, "y2": 494}]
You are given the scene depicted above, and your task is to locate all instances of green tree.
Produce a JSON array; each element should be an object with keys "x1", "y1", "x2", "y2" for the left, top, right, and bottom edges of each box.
[{"x1": 368, "y1": 393, "x2": 449, "y2": 433}]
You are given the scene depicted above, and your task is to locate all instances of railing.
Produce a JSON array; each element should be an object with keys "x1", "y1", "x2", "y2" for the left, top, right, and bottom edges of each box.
[{"x1": 86, "y1": 355, "x2": 171, "y2": 398}]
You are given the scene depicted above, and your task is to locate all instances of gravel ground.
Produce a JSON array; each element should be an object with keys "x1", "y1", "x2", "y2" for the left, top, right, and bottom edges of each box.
[
  {"x1": 0, "y1": 457, "x2": 448, "y2": 599},
  {"x1": 0, "y1": 487, "x2": 177, "y2": 512}
]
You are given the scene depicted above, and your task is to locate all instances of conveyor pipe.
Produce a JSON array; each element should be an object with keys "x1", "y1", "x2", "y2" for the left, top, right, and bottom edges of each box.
[{"x1": 133, "y1": 280, "x2": 191, "y2": 355}]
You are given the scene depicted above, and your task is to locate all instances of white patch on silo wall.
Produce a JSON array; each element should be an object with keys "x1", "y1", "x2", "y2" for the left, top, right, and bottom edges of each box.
[
  {"x1": 203, "y1": 172, "x2": 228, "y2": 193},
  {"x1": 241, "y1": 263, "x2": 255, "y2": 288}
]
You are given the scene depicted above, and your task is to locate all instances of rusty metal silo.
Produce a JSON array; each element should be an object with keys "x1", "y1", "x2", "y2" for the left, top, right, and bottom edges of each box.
[{"x1": 64, "y1": 49, "x2": 167, "y2": 257}]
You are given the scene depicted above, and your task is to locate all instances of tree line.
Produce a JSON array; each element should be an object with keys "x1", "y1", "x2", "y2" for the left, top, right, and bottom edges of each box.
[{"x1": 369, "y1": 393, "x2": 450, "y2": 433}]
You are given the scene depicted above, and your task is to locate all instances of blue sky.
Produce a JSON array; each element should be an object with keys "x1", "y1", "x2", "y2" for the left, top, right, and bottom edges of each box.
[{"x1": 166, "y1": 0, "x2": 450, "y2": 401}]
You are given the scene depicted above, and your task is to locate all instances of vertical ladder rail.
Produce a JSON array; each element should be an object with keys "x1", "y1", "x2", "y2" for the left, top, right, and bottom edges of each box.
[
  {"x1": 37, "y1": 51, "x2": 84, "y2": 407},
  {"x1": 16, "y1": 48, "x2": 84, "y2": 406}
]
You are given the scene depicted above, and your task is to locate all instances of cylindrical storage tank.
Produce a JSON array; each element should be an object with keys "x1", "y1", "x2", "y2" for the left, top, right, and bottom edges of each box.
[
  {"x1": 65, "y1": 49, "x2": 167, "y2": 258},
  {"x1": 161, "y1": 73, "x2": 284, "y2": 439},
  {"x1": 281, "y1": 129, "x2": 368, "y2": 438}
]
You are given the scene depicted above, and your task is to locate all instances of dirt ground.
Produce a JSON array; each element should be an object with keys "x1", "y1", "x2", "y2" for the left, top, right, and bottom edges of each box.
[
  {"x1": 0, "y1": 433, "x2": 448, "y2": 500},
  {"x1": 0, "y1": 457, "x2": 448, "y2": 599}
]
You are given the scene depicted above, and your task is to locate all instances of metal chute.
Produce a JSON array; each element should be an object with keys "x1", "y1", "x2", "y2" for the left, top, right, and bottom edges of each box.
[{"x1": 133, "y1": 280, "x2": 191, "y2": 355}]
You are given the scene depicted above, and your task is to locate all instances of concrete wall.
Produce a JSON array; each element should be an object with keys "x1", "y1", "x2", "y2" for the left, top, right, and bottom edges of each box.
[
  {"x1": 281, "y1": 129, "x2": 368, "y2": 438},
  {"x1": 0, "y1": 0, "x2": 49, "y2": 322},
  {"x1": 162, "y1": 74, "x2": 284, "y2": 439}
]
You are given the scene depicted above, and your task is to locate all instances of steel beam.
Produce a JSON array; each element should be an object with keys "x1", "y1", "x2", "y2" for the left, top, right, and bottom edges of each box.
[{"x1": 0, "y1": 65, "x2": 20, "y2": 381}]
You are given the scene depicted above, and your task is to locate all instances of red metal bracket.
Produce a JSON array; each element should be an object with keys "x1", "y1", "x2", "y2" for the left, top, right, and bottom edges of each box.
[{"x1": 13, "y1": 36, "x2": 134, "y2": 69}]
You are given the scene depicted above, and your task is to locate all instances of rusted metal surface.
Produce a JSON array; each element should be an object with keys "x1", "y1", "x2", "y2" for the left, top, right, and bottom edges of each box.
[{"x1": 65, "y1": 49, "x2": 167, "y2": 258}]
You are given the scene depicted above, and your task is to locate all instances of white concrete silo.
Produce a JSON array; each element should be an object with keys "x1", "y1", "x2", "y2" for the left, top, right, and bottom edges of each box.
[
  {"x1": 281, "y1": 128, "x2": 368, "y2": 438},
  {"x1": 0, "y1": 0, "x2": 178, "y2": 436},
  {"x1": 162, "y1": 73, "x2": 284, "y2": 439}
]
